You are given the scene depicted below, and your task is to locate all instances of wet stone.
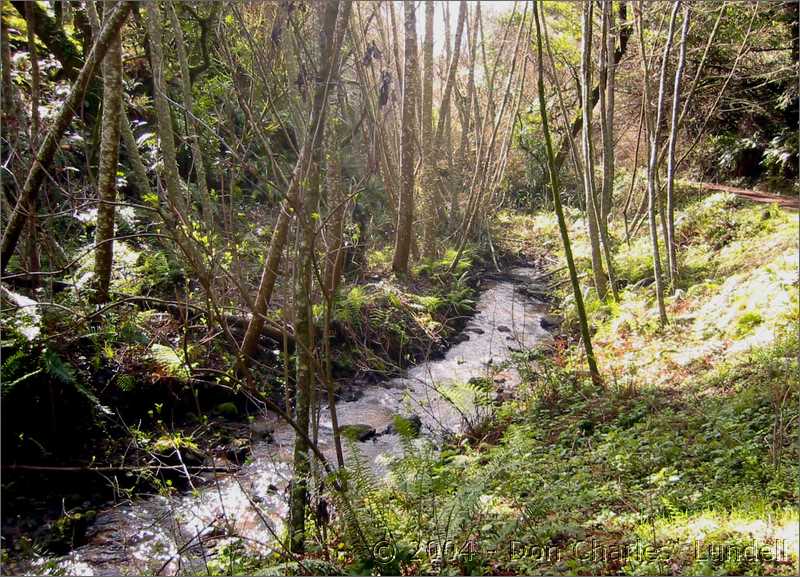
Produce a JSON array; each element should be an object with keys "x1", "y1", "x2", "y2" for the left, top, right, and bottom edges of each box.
[
  {"x1": 540, "y1": 314, "x2": 564, "y2": 331},
  {"x1": 225, "y1": 438, "x2": 250, "y2": 464},
  {"x1": 249, "y1": 421, "x2": 274, "y2": 441},
  {"x1": 336, "y1": 388, "x2": 364, "y2": 403},
  {"x1": 450, "y1": 333, "x2": 470, "y2": 345}
]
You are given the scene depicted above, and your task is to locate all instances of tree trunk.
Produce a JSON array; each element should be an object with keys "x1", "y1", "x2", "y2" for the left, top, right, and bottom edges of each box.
[
  {"x1": 533, "y1": 0, "x2": 601, "y2": 386},
  {"x1": 1, "y1": 2, "x2": 131, "y2": 274},
  {"x1": 665, "y1": 5, "x2": 690, "y2": 288},
  {"x1": 288, "y1": 0, "x2": 350, "y2": 554},
  {"x1": 391, "y1": 1, "x2": 418, "y2": 276},
  {"x1": 599, "y1": 0, "x2": 615, "y2": 229},
  {"x1": 24, "y1": 2, "x2": 41, "y2": 282},
  {"x1": 421, "y1": 0, "x2": 436, "y2": 258},
  {"x1": 455, "y1": 3, "x2": 480, "y2": 224},
  {"x1": 641, "y1": 1, "x2": 679, "y2": 325},
  {"x1": 239, "y1": 0, "x2": 350, "y2": 365},
  {"x1": 554, "y1": 2, "x2": 630, "y2": 173},
  {"x1": 168, "y1": 2, "x2": 214, "y2": 228},
  {"x1": 322, "y1": 120, "x2": 346, "y2": 472},
  {"x1": 93, "y1": 24, "x2": 123, "y2": 304},
  {"x1": 580, "y1": 1, "x2": 609, "y2": 300},
  {"x1": 86, "y1": 2, "x2": 152, "y2": 207},
  {"x1": 144, "y1": 1, "x2": 189, "y2": 218}
]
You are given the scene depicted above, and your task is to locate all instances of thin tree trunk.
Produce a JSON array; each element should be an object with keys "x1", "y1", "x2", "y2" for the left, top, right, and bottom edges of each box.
[
  {"x1": 288, "y1": 0, "x2": 350, "y2": 554},
  {"x1": 322, "y1": 122, "x2": 346, "y2": 473},
  {"x1": 454, "y1": 4, "x2": 479, "y2": 224},
  {"x1": 665, "y1": 5, "x2": 691, "y2": 288},
  {"x1": 598, "y1": 1, "x2": 620, "y2": 301},
  {"x1": 434, "y1": 1, "x2": 466, "y2": 152},
  {"x1": 447, "y1": 2, "x2": 526, "y2": 274},
  {"x1": 533, "y1": 0, "x2": 601, "y2": 386},
  {"x1": 87, "y1": 1, "x2": 152, "y2": 204},
  {"x1": 421, "y1": 0, "x2": 436, "y2": 258},
  {"x1": 599, "y1": 0, "x2": 615, "y2": 229},
  {"x1": 623, "y1": 98, "x2": 645, "y2": 245},
  {"x1": 144, "y1": 0, "x2": 218, "y2": 303},
  {"x1": 580, "y1": 0, "x2": 609, "y2": 300},
  {"x1": 553, "y1": 2, "x2": 630, "y2": 173},
  {"x1": 1, "y1": 1, "x2": 131, "y2": 273},
  {"x1": 641, "y1": 0, "x2": 679, "y2": 325},
  {"x1": 144, "y1": 1, "x2": 189, "y2": 218},
  {"x1": 93, "y1": 21, "x2": 123, "y2": 304},
  {"x1": 391, "y1": 1, "x2": 418, "y2": 276},
  {"x1": 168, "y1": 2, "x2": 214, "y2": 228},
  {"x1": 25, "y1": 2, "x2": 41, "y2": 281},
  {"x1": 239, "y1": 0, "x2": 349, "y2": 364}
]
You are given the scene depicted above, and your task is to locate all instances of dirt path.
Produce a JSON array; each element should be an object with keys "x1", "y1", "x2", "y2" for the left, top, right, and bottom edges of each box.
[{"x1": 688, "y1": 181, "x2": 799, "y2": 210}]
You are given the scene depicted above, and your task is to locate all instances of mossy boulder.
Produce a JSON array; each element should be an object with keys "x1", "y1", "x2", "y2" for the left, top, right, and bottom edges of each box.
[
  {"x1": 338, "y1": 424, "x2": 376, "y2": 442},
  {"x1": 214, "y1": 402, "x2": 238, "y2": 417}
]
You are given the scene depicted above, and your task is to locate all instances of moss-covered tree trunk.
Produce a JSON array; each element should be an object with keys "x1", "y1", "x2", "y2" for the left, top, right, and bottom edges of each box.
[
  {"x1": 93, "y1": 27, "x2": 123, "y2": 304},
  {"x1": 533, "y1": 0, "x2": 601, "y2": 385}
]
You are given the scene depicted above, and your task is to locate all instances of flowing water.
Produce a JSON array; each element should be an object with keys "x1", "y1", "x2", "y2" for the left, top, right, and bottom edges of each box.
[{"x1": 26, "y1": 267, "x2": 552, "y2": 576}]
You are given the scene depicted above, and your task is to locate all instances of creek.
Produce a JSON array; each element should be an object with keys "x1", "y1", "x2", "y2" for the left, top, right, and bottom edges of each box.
[{"x1": 23, "y1": 267, "x2": 553, "y2": 576}]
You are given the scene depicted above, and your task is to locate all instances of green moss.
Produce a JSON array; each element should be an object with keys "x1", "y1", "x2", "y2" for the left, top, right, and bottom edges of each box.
[
  {"x1": 338, "y1": 423, "x2": 375, "y2": 441},
  {"x1": 214, "y1": 402, "x2": 238, "y2": 417},
  {"x1": 734, "y1": 311, "x2": 764, "y2": 338}
]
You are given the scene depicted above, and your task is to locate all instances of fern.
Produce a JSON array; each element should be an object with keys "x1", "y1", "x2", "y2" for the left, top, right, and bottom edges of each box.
[
  {"x1": 368, "y1": 307, "x2": 390, "y2": 329},
  {"x1": 414, "y1": 295, "x2": 444, "y2": 315},
  {"x1": 42, "y1": 347, "x2": 76, "y2": 384},
  {"x1": 333, "y1": 439, "x2": 393, "y2": 561},
  {"x1": 257, "y1": 559, "x2": 343, "y2": 576},
  {"x1": 1, "y1": 367, "x2": 43, "y2": 397},
  {"x1": 149, "y1": 344, "x2": 190, "y2": 381},
  {"x1": 335, "y1": 286, "x2": 371, "y2": 324},
  {"x1": 117, "y1": 374, "x2": 136, "y2": 392},
  {"x1": 42, "y1": 347, "x2": 112, "y2": 414}
]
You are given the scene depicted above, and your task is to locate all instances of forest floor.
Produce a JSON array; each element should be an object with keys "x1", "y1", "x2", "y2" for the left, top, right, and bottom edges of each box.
[{"x1": 319, "y1": 186, "x2": 799, "y2": 576}]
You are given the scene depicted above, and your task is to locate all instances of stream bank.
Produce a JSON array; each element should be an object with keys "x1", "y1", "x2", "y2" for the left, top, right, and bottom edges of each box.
[{"x1": 6, "y1": 265, "x2": 559, "y2": 576}]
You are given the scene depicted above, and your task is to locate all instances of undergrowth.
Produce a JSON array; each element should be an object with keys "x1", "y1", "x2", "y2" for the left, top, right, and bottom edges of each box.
[{"x1": 311, "y1": 191, "x2": 799, "y2": 575}]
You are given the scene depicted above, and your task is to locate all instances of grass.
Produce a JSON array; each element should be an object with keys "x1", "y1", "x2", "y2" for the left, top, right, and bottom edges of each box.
[{"x1": 320, "y1": 191, "x2": 799, "y2": 575}]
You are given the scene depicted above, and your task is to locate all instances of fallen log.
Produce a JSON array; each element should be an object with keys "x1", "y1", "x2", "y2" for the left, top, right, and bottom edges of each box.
[{"x1": 686, "y1": 181, "x2": 799, "y2": 210}]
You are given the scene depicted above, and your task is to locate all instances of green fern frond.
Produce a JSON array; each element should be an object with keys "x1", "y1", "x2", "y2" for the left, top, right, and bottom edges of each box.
[
  {"x1": 42, "y1": 347, "x2": 75, "y2": 384},
  {"x1": 149, "y1": 344, "x2": 190, "y2": 381},
  {"x1": 257, "y1": 559, "x2": 343, "y2": 576},
  {"x1": 117, "y1": 374, "x2": 136, "y2": 392}
]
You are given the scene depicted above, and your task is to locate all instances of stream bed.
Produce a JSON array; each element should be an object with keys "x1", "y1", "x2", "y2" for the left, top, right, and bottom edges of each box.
[{"x1": 23, "y1": 267, "x2": 553, "y2": 576}]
